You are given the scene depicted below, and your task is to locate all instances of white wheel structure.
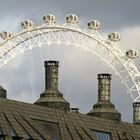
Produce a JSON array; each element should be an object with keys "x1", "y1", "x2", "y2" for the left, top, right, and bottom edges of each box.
[{"x1": 0, "y1": 14, "x2": 140, "y2": 102}]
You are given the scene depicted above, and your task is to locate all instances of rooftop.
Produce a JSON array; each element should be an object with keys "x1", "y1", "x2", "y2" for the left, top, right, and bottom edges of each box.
[
  {"x1": 0, "y1": 61, "x2": 139, "y2": 140},
  {"x1": 0, "y1": 98, "x2": 139, "y2": 140}
]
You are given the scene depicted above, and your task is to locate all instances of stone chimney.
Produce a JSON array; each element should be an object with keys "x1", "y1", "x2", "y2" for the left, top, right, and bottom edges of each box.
[
  {"x1": 98, "y1": 74, "x2": 111, "y2": 102},
  {"x1": 133, "y1": 102, "x2": 140, "y2": 124},
  {"x1": 0, "y1": 86, "x2": 7, "y2": 99},
  {"x1": 87, "y1": 73, "x2": 121, "y2": 121},
  {"x1": 34, "y1": 61, "x2": 70, "y2": 111}
]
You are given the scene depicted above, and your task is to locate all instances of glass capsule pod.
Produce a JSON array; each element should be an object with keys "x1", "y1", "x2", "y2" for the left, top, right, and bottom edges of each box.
[
  {"x1": 65, "y1": 14, "x2": 79, "y2": 24},
  {"x1": 43, "y1": 14, "x2": 56, "y2": 24},
  {"x1": 126, "y1": 49, "x2": 139, "y2": 59},
  {"x1": 87, "y1": 20, "x2": 101, "y2": 30},
  {"x1": 21, "y1": 20, "x2": 34, "y2": 29},
  {"x1": 108, "y1": 32, "x2": 121, "y2": 42},
  {"x1": 0, "y1": 31, "x2": 12, "y2": 40}
]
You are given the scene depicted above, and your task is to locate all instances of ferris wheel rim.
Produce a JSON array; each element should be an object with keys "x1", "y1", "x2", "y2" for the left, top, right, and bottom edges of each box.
[{"x1": 0, "y1": 25, "x2": 140, "y2": 102}]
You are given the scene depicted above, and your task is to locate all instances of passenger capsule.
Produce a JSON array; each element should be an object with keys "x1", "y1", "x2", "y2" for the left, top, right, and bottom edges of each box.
[
  {"x1": 65, "y1": 14, "x2": 79, "y2": 24},
  {"x1": 21, "y1": 20, "x2": 34, "y2": 29},
  {"x1": 126, "y1": 49, "x2": 139, "y2": 59},
  {"x1": 0, "y1": 31, "x2": 12, "y2": 40},
  {"x1": 108, "y1": 32, "x2": 121, "y2": 42},
  {"x1": 43, "y1": 14, "x2": 56, "y2": 24},
  {"x1": 87, "y1": 20, "x2": 101, "y2": 30}
]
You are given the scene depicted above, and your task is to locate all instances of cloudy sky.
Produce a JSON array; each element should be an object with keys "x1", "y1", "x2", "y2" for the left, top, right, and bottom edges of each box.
[{"x1": 0, "y1": 0, "x2": 139, "y2": 123}]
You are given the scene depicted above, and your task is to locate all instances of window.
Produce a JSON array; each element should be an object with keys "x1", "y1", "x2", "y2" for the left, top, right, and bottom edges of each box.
[
  {"x1": 0, "y1": 136, "x2": 5, "y2": 140},
  {"x1": 34, "y1": 119, "x2": 61, "y2": 140},
  {"x1": 93, "y1": 130, "x2": 112, "y2": 140},
  {"x1": 52, "y1": 138, "x2": 60, "y2": 140},
  {"x1": 12, "y1": 137, "x2": 21, "y2": 140}
]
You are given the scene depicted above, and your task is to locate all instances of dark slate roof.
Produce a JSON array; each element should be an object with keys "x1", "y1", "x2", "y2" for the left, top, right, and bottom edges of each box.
[{"x1": 0, "y1": 98, "x2": 140, "y2": 140}]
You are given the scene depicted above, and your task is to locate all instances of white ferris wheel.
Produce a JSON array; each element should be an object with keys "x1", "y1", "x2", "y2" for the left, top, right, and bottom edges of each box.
[{"x1": 0, "y1": 14, "x2": 139, "y2": 102}]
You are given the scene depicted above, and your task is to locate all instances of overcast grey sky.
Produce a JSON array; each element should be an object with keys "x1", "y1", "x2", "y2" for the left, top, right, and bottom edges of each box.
[{"x1": 0, "y1": 0, "x2": 139, "y2": 123}]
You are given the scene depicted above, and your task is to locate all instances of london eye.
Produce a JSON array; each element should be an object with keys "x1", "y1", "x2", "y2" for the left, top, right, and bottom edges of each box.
[{"x1": 0, "y1": 14, "x2": 139, "y2": 102}]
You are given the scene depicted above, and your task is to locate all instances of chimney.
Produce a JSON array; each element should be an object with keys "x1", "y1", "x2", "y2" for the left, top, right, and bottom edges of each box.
[
  {"x1": 45, "y1": 61, "x2": 58, "y2": 91},
  {"x1": 41, "y1": 61, "x2": 59, "y2": 96},
  {"x1": 34, "y1": 61, "x2": 70, "y2": 111},
  {"x1": 133, "y1": 102, "x2": 140, "y2": 124},
  {"x1": 0, "y1": 86, "x2": 7, "y2": 99},
  {"x1": 98, "y1": 74, "x2": 111, "y2": 102},
  {"x1": 87, "y1": 73, "x2": 121, "y2": 121}
]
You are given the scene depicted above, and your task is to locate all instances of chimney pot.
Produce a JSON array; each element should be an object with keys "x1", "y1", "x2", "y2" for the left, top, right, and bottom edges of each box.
[
  {"x1": 44, "y1": 60, "x2": 59, "y2": 90},
  {"x1": 87, "y1": 73, "x2": 121, "y2": 121},
  {"x1": 34, "y1": 60, "x2": 70, "y2": 111},
  {"x1": 0, "y1": 86, "x2": 7, "y2": 99},
  {"x1": 98, "y1": 73, "x2": 111, "y2": 102},
  {"x1": 133, "y1": 102, "x2": 140, "y2": 124}
]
